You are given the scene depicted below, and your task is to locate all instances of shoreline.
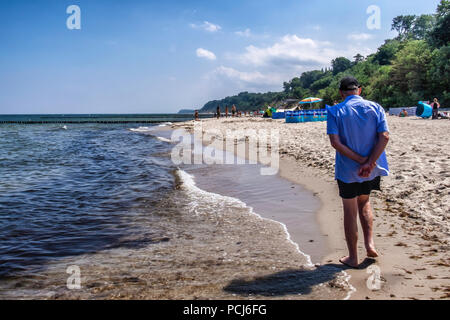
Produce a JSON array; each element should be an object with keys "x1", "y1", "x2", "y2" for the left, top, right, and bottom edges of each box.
[
  {"x1": 171, "y1": 120, "x2": 354, "y2": 298},
  {"x1": 184, "y1": 132, "x2": 328, "y2": 264},
  {"x1": 172, "y1": 117, "x2": 450, "y2": 300}
]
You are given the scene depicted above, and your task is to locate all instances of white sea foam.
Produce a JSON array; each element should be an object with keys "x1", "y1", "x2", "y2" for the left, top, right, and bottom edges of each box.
[
  {"x1": 129, "y1": 126, "x2": 154, "y2": 133},
  {"x1": 176, "y1": 169, "x2": 314, "y2": 265},
  {"x1": 129, "y1": 122, "x2": 172, "y2": 132},
  {"x1": 177, "y1": 168, "x2": 246, "y2": 217},
  {"x1": 176, "y1": 168, "x2": 355, "y2": 299},
  {"x1": 158, "y1": 122, "x2": 173, "y2": 127},
  {"x1": 129, "y1": 127, "x2": 173, "y2": 143},
  {"x1": 156, "y1": 136, "x2": 172, "y2": 143},
  {"x1": 343, "y1": 272, "x2": 356, "y2": 300}
]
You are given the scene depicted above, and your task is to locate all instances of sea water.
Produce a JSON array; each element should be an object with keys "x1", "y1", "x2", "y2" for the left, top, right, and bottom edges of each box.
[{"x1": 0, "y1": 119, "x2": 352, "y2": 299}]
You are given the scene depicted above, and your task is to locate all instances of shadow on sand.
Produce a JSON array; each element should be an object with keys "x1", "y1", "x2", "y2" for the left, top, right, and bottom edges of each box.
[{"x1": 224, "y1": 258, "x2": 376, "y2": 297}]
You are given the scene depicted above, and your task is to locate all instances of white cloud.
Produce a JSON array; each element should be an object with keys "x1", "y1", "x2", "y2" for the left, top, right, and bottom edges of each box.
[
  {"x1": 347, "y1": 33, "x2": 373, "y2": 41},
  {"x1": 190, "y1": 21, "x2": 221, "y2": 33},
  {"x1": 196, "y1": 48, "x2": 217, "y2": 60},
  {"x1": 213, "y1": 66, "x2": 280, "y2": 85},
  {"x1": 235, "y1": 28, "x2": 252, "y2": 37},
  {"x1": 205, "y1": 33, "x2": 377, "y2": 95},
  {"x1": 204, "y1": 66, "x2": 283, "y2": 94},
  {"x1": 237, "y1": 34, "x2": 339, "y2": 68}
]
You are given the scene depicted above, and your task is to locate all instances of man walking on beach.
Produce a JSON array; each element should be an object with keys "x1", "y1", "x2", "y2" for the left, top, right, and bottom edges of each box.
[{"x1": 327, "y1": 77, "x2": 390, "y2": 268}]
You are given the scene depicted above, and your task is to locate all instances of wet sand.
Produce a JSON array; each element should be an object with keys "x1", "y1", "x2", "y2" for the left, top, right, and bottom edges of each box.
[
  {"x1": 173, "y1": 116, "x2": 450, "y2": 300},
  {"x1": 189, "y1": 152, "x2": 327, "y2": 264}
]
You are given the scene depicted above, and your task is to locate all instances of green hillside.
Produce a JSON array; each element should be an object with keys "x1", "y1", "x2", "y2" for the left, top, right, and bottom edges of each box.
[{"x1": 199, "y1": 1, "x2": 449, "y2": 112}]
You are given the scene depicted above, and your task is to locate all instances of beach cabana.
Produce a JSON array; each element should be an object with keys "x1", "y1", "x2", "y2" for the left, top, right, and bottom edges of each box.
[
  {"x1": 286, "y1": 98, "x2": 327, "y2": 123},
  {"x1": 272, "y1": 99, "x2": 301, "y2": 119},
  {"x1": 286, "y1": 109, "x2": 328, "y2": 123}
]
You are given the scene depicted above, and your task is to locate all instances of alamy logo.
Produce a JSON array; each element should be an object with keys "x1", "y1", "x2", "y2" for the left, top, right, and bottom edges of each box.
[
  {"x1": 66, "y1": 265, "x2": 81, "y2": 289},
  {"x1": 66, "y1": 5, "x2": 81, "y2": 30},
  {"x1": 366, "y1": 265, "x2": 382, "y2": 290},
  {"x1": 366, "y1": 5, "x2": 381, "y2": 30},
  {"x1": 170, "y1": 122, "x2": 279, "y2": 176}
]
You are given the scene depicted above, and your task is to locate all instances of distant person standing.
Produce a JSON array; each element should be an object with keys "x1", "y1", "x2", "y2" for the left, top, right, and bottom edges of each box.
[
  {"x1": 216, "y1": 105, "x2": 221, "y2": 119},
  {"x1": 327, "y1": 77, "x2": 390, "y2": 268},
  {"x1": 431, "y1": 98, "x2": 440, "y2": 120},
  {"x1": 225, "y1": 105, "x2": 229, "y2": 118},
  {"x1": 194, "y1": 110, "x2": 199, "y2": 121},
  {"x1": 231, "y1": 105, "x2": 237, "y2": 117}
]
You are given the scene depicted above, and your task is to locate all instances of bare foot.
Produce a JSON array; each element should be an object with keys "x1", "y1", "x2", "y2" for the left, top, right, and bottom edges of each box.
[
  {"x1": 339, "y1": 256, "x2": 359, "y2": 268},
  {"x1": 366, "y1": 247, "x2": 379, "y2": 258}
]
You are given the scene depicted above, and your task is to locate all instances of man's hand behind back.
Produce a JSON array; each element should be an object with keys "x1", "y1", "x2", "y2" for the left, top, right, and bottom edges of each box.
[{"x1": 358, "y1": 161, "x2": 376, "y2": 178}]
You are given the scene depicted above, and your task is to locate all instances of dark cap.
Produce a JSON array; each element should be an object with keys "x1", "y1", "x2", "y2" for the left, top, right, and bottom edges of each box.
[{"x1": 339, "y1": 77, "x2": 361, "y2": 91}]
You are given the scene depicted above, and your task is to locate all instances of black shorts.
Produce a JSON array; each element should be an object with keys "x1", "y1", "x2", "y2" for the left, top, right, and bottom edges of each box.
[{"x1": 337, "y1": 176, "x2": 381, "y2": 199}]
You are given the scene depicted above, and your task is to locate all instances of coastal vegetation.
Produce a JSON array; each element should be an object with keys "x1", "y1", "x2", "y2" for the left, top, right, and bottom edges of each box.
[{"x1": 200, "y1": 1, "x2": 449, "y2": 112}]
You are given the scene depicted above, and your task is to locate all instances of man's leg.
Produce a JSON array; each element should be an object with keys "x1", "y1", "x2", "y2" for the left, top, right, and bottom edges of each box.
[
  {"x1": 341, "y1": 198, "x2": 359, "y2": 267},
  {"x1": 357, "y1": 195, "x2": 378, "y2": 257}
]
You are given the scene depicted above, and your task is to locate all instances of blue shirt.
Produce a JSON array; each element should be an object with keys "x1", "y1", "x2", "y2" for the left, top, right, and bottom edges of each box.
[{"x1": 327, "y1": 95, "x2": 389, "y2": 183}]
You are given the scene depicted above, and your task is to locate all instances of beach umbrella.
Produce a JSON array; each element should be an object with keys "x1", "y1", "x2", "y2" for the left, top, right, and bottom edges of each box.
[{"x1": 299, "y1": 97, "x2": 323, "y2": 109}]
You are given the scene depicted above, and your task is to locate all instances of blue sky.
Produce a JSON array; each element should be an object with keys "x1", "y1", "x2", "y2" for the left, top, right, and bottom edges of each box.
[{"x1": 0, "y1": 0, "x2": 441, "y2": 114}]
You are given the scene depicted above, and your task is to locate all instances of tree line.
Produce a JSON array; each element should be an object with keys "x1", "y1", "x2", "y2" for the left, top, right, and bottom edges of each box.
[{"x1": 200, "y1": 0, "x2": 449, "y2": 112}]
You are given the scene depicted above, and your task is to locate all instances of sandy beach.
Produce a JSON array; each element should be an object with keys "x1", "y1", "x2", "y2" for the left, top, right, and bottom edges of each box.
[{"x1": 173, "y1": 115, "x2": 450, "y2": 300}]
